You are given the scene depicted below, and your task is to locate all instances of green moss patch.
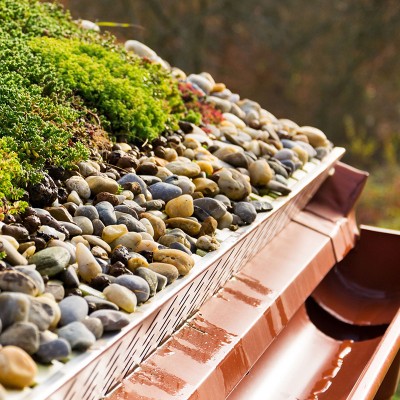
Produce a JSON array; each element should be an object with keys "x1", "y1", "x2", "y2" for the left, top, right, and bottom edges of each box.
[{"x1": 0, "y1": 0, "x2": 190, "y2": 210}]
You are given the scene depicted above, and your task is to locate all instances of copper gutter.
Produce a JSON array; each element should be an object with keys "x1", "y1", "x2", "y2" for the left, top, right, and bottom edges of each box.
[{"x1": 109, "y1": 162, "x2": 393, "y2": 400}]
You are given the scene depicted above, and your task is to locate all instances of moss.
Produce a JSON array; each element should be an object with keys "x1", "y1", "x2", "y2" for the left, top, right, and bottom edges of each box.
[
  {"x1": 0, "y1": 138, "x2": 24, "y2": 200},
  {"x1": 0, "y1": 137, "x2": 27, "y2": 216},
  {"x1": 0, "y1": 0, "x2": 94, "y2": 199},
  {"x1": 0, "y1": 0, "x2": 195, "y2": 207},
  {"x1": 0, "y1": 69, "x2": 89, "y2": 182},
  {"x1": 0, "y1": 0, "x2": 77, "y2": 39},
  {"x1": 29, "y1": 37, "x2": 184, "y2": 141}
]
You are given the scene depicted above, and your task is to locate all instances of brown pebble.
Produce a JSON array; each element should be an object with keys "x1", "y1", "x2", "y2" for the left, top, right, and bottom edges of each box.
[
  {"x1": 193, "y1": 178, "x2": 220, "y2": 196},
  {"x1": 140, "y1": 213, "x2": 166, "y2": 241},
  {"x1": 93, "y1": 192, "x2": 120, "y2": 207},
  {"x1": 165, "y1": 195, "x2": 194, "y2": 218},
  {"x1": 152, "y1": 249, "x2": 194, "y2": 276},
  {"x1": 136, "y1": 162, "x2": 158, "y2": 175},
  {"x1": 22, "y1": 215, "x2": 41, "y2": 234},
  {"x1": 121, "y1": 181, "x2": 141, "y2": 195},
  {"x1": 199, "y1": 216, "x2": 218, "y2": 236},
  {"x1": 1, "y1": 224, "x2": 29, "y2": 241},
  {"x1": 147, "y1": 262, "x2": 179, "y2": 284},
  {"x1": 165, "y1": 217, "x2": 202, "y2": 236},
  {"x1": 192, "y1": 192, "x2": 204, "y2": 200}
]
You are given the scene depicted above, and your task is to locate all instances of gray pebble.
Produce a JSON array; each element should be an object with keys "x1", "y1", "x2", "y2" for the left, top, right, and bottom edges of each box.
[
  {"x1": 120, "y1": 201, "x2": 146, "y2": 213},
  {"x1": 95, "y1": 201, "x2": 117, "y2": 226},
  {"x1": 274, "y1": 149, "x2": 295, "y2": 161},
  {"x1": 315, "y1": 146, "x2": 329, "y2": 160},
  {"x1": 223, "y1": 152, "x2": 249, "y2": 168},
  {"x1": 267, "y1": 180, "x2": 292, "y2": 195},
  {"x1": 275, "y1": 174, "x2": 288, "y2": 186},
  {"x1": 0, "y1": 292, "x2": 30, "y2": 328},
  {"x1": 154, "y1": 272, "x2": 168, "y2": 292},
  {"x1": 233, "y1": 202, "x2": 257, "y2": 225},
  {"x1": 0, "y1": 269, "x2": 39, "y2": 296},
  {"x1": 44, "y1": 280, "x2": 65, "y2": 302},
  {"x1": 214, "y1": 194, "x2": 232, "y2": 208},
  {"x1": 268, "y1": 160, "x2": 289, "y2": 179},
  {"x1": 65, "y1": 176, "x2": 91, "y2": 199},
  {"x1": 251, "y1": 201, "x2": 273, "y2": 213},
  {"x1": 139, "y1": 175, "x2": 161, "y2": 186},
  {"x1": 28, "y1": 298, "x2": 54, "y2": 331},
  {"x1": 187, "y1": 74, "x2": 212, "y2": 94},
  {"x1": 72, "y1": 216, "x2": 93, "y2": 235},
  {"x1": 58, "y1": 321, "x2": 96, "y2": 351},
  {"x1": 135, "y1": 267, "x2": 158, "y2": 297},
  {"x1": 35, "y1": 335, "x2": 71, "y2": 364},
  {"x1": 14, "y1": 267, "x2": 45, "y2": 294},
  {"x1": 280, "y1": 159, "x2": 296, "y2": 173},
  {"x1": 0, "y1": 321, "x2": 39, "y2": 354},
  {"x1": 117, "y1": 214, "x2": 146, "y2": 233},
  {"x1": 114, "y1": 205, "x2": 139, "y2": 219},
  {"x1": 164, "y1": 175, "x2": 195, "y2": 195},
  {"x1": 59, "y1": 221, "x2": 83, "y2": 237},
  {"x1": 143, "y1": 200, "x2": 165, "y2": 211},
  {"x1": 193, "y1": 198, "x2": 227, "y2": 220},
  {"x1": 148, "y1": 182, "x2": 182, "y2": 202},
  {"x1": 78, "y1": 161, "x2": 99, "y2": 177},
  {"x1": 118, "y1": 173, "x2": 148, "y2": 196},
  {"x1": 81, "y1": 317, "x2": 104, "y2": 340},
  {"x1": 281, "y1": 139, "x2": 297, "y2": 149},
  {"x1": 231, "y1": 214, "x2": 241, "y2": 226},
  {"x1": 90, "y1": 310, "x2": 130, "y2": 331},
  {"x1": 114, "y1": 274, "x2": 150, "y2": 303},
  {"x1": 206, "y1": 96, "x2": 231, "y2": 113},
  {"x1": 185, "y1": 234, "x2": 198, "y2": 253},
  {"x1": 75, "y1": 205, "x2": 99, "y2": 221},
  {"x1": 92, "y1": 218, "x2": 105, "y2": 237},
  {"x1": 193, "y1": 205, "x2": 211, "y2": 222},
  {"x1": 59, "y1": 295, "x2": 89, "y2": 326},
  {"x1": 169, "y1": 241, "x2": 192, "y2": 255}
]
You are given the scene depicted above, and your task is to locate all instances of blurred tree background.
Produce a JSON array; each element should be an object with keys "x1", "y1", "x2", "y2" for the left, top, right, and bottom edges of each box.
[{"x1": 62, "y1": 0, "x2": 400, "y2": 229}]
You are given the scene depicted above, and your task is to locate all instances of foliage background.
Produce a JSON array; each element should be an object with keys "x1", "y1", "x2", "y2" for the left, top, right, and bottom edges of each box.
[{"x1": 61, "y1": 0, "x2": 400, "y2": 230}]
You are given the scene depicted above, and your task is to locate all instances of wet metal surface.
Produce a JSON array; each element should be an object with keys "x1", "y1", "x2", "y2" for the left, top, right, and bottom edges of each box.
[
  {"x1": 109, "y1": 161, "x2": 400, "y2": 400},
  {"x1": 227, "y1": 305, "x2": 382, "y2": 400},
  {"x1": 109, "y1": 214, "x2": 345, "y2": 400},
  {"x1": 313, "y1": 225, "x2": 400, "y2": 326},
  {"x1": 307, "y1": 341, "x2": 353, "y2": 399},
  {"x1": 234, "y1": 274, "x2": 272, "y2": 296},
  {"x1": 304, "y1": 161, "x2": 368, "y2": 222}
]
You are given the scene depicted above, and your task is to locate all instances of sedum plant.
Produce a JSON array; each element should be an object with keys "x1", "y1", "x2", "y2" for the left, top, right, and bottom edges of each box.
[
  {"x1": 29, "y1": 37, "x2": 184, "y2": 142},
  {"x1": 0, "y1": 69, "x2": 89, "y2": 182},
  {"x1": 0, "y1": 0, "x2": 191, "y2": 206},
  {"x1": 0, "y1": 137, "x2": 27, "y2": 216}
]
